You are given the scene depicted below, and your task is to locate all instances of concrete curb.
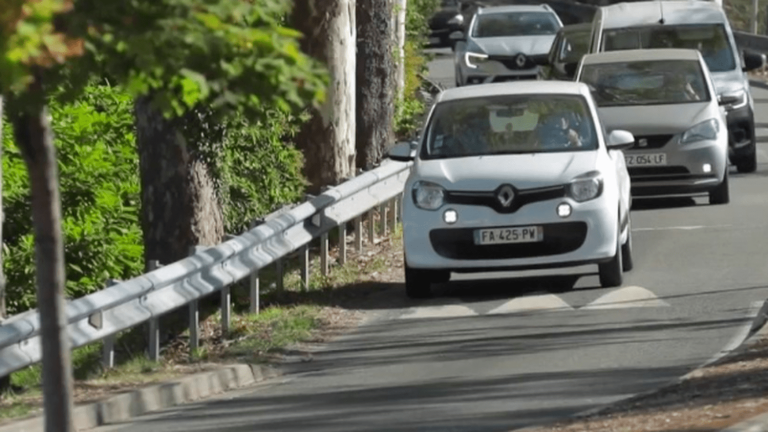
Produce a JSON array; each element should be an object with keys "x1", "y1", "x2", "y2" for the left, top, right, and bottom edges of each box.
[{"x1": 0, "y1": 363, "x2": 280, "y2": 432}]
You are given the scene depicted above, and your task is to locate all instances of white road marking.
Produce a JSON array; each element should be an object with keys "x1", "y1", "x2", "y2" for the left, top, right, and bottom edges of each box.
[
  {"x1": 580, "y1": 286, "x2": 670, "y2": 310},
  {"x1": 633, "y1": 224, "x2": 733, "y2": 232},
  {"x1": 486, "y1": 294, "x2": 574, "y2": 315},
  {"x1": 399, "y1": 304, "x2": 478, "y2": 319}
]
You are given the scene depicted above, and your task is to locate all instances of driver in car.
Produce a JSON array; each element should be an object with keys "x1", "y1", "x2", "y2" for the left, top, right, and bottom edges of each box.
[{"x1": 536, "y1": 104, "x2": 592, "y2": 149}]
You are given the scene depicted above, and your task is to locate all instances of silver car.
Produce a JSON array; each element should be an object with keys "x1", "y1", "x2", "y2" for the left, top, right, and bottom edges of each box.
[
  {"x1": 451, "y1": 4, "x2": 562, "y2": 86},
  {"x1": 575, "y1": 48, "x2": 730, "y2": 205}
]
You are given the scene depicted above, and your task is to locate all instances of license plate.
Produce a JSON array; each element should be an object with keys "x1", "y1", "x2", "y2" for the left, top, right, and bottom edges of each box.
[
  {"x1": 625, "y1": 153, "x2": 667, "y2": 167},
  {"x1": 474, "y1": 226, "x2": 543, "y2": 245}
]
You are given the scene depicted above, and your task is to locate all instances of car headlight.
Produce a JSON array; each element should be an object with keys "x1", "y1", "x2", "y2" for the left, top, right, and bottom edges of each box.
[
  {"x1": 412, "y1": 181, "x2": 446, "y2": 210},
  {"x1": 448, "y1": 14, "x2": 464, "y2": 26},
  {"x1": 681, "y1": 118, "x2": 719, "y2": 144},
  {"x1": 721, "y1": 89, "x2": 747, "y2": 110},
  {"x1": 569, "y1": 171, "x2": 604, "y2": 202},
  {"x1": 465, "y1": 52, "x2": 488, "y2": 69}
]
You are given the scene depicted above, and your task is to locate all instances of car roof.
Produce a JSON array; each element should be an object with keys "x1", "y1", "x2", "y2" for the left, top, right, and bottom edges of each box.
[
  {"x1": 581, "y1": 48, "x2": 702, "y2": 64},
  {"x1": 477, "y1": 4, "x2": 555, "y2": 15},
  {"x1": 600, "y1": 1, "x2": 727, "y2": 29},
  {"x1": 435, "y1": 81, "x2": 592, "y2": 104},
  {"x1": 561, "y1": 22, "x2": 592, "y2": 33}
]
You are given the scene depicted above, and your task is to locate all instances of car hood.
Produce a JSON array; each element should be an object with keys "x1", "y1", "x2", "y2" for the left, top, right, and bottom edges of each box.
[
  {"x1": 471, "y1": 35, "x2": 556, "y2": 57},
  {"x1": 415, "y1": 151, "x2": 598, "y2": 191},
  {"x1": 597, "y1": 103, "x2": 713, "y2": 136}
]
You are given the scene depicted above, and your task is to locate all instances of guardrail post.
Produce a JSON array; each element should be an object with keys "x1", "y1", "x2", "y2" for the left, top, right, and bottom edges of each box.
[
  {"x1": 102, "y1": 278, "x2": 121, "y2": 369},
  {"x1": 367, "y1": 210, "x2": 374, "y2": 244},
  {"x1": 389, "y1": 198, "x2": 398, "y2": 229},
  {"x1": 148, "y1": 260, "x2": 161, "y2": 362},
  {"x1": 753, "y1": 0, "x2": 759, "y2": 33},
  {"x1": 248, "y1": 219, "x2": 260, "y2": 314},
  {"x1": 299, "y1": 245, "x2": 310, "y2": 291},
  {"x1": 276, "y1": 259, "x2": 284, "y2": 291},
  {"x1": 355, "y1": 216, "x2": 363, "y2": 252},
  {"x1": 187, "y1": 246, "x2": 203, "y2": 354},
  {"x1": 339, "y1": 222, "x2": 347, "y2": 265},
  {"x1": 321, "y1": 233, "x2": 329, "y2": 276},
  {"x1": 380, "y1": 204, "x2": 388, "y2": 236}
]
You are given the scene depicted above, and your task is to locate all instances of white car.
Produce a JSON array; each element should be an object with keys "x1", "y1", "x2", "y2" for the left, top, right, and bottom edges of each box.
[
  {"x1": 388, "y1": 81, "x2": 636, "y2": 299},
  {"x1": 575, "y1": 48, "x2": 730, "y2": 204}
]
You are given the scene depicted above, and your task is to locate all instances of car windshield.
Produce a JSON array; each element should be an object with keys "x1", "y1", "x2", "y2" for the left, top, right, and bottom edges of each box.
[
  {"x1": 472, "y1": 12, "x2": 560, "y2": 38},
  {"x1": 601, "y1": 24, "x2": 736, "y2": 72},
  {"x1": 421, "y1": 94, "x2": 598, "y2": 160},
  {"x1": 559, "y1": 30, "x2": 590, "y2": 62},
  {"x1": 579, "y1": 59, "x2": 710, "y2": 107}
]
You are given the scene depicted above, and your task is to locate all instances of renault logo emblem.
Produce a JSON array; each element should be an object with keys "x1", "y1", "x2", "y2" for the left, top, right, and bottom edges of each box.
[
  {"x1": 638, "y1": 138, "x2": 648, "y2": 148},
  {"x1": 515, "y1": 54, "x2": 527, "y2": 68},
  {"x1": 497, "y1": 185, "x2": 515, "y2": 207}
]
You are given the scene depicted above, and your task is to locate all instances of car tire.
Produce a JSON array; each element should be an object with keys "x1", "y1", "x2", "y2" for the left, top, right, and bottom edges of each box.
[
  {"x1": 405, "y1": 267, "x2": 434, "y2": 299},
  {"x1": 599, "y1": 219, "x2": 623, "y2": 288},
  {"x1": 621, "y1": 215, "x2": 634, "y2": 272},
  {"x1": 736, "y1": 148, "x2": 757, "y2": 173},
  {"x1": 709, "y1": 169, "x2": 730, "y2": 205}
]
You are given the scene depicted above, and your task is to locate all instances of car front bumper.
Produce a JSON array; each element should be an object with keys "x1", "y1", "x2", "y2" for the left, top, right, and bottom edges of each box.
[
  {"x1": 725, "y1": 104, "x2": 755, "y2": 159},
  {"x1": 624, "y1": 137, "x2": 727, "y2": 197},
  {"x1": 458, "y1": 56, "x2": 542, "y2": 84},
  {"x1": 402, "y1": 196, "x2": 618, "y2": 272}
]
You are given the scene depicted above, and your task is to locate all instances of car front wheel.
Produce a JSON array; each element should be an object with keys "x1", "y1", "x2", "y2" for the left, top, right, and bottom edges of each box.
[
  {"x1": 405, "y1": 267, "x2": 434, "y2": 299},
  {"x1": 709, "y1": 169, "x2": 730, "y2": 205},
  {"x1": 599, "y1": 217, "x2": 624, "y2": 288},
  {"x1": 621, "y1": 216, "x2": 634, "y2": 272}
]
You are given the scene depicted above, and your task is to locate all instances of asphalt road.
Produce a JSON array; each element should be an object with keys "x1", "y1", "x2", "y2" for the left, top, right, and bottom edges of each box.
[{"x1": 95, "y1": 51, "x2": 768, "y2": 432}]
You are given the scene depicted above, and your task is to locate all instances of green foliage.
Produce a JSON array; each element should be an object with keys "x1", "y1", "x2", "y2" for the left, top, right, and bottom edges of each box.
[
  {"x1": 69, "y1": 0, "x2": 329, "y2": 119},
  {"x1": 219, "y1": 109, "x2": 308, "y2": 235},
  {"x1": 394, "y1": 0, "x2": 439, "y2": 139},
  {"x1": 3, "y1": 81, "x2": 144, "y2": 314},
  {"x1": 723, "y1": 0, "x2": 768, "y2": 33}
]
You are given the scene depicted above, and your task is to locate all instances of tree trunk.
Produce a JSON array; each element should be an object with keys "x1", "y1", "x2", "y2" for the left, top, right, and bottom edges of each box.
[
  {"x1": 292, "y1": 0, "x2": 357, "y2": 193},
  {"x1": 134, "y1": 97, "x2": 225, "y2": 268},
  {"x1": 393, "y1": 0, "x2": 407, "y2": 100},
  {"x1": 9, "y1": 78, "x2": 75, "y2": 431},
  {"x1": 356, "y1": 0, "x2": 396, "y2": 170}
]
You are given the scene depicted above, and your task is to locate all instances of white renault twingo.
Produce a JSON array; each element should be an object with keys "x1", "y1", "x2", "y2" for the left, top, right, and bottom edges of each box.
[{"x1": 388, "y1": 81, "x2": 635, "y2": 298}]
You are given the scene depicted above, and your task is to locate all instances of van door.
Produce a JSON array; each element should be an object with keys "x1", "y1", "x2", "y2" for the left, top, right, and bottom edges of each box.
[{"x1": 589, "y1": 10, "x2": 603, "y2": 54}]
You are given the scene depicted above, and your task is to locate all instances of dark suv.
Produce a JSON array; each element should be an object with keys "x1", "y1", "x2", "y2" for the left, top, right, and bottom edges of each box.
[{"x1": 429, "y1": 0, "x2": 464, "y2": 46}]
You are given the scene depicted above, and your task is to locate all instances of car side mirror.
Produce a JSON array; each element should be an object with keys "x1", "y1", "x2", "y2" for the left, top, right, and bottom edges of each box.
[
  {"x1": 388, "y1": 141, "x2": 417, "y2": 162},
  {"x1": 564, "y1": 62, "x2": 578, "y2": 78},
  {"x1": 449, "y1": 31, "x2": 466, "y2": 42},
  {"x1": 742, "y1": 50, "x2": 766, "y2": 71},
  {"x1": 606, "y1": 130, "x2": 635, "y2": 150}
]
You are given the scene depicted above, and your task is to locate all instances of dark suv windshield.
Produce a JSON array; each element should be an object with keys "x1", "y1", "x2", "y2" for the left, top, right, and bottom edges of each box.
[
  {"x1": 472, "y1": 12, "x2": 560, "y2": 38},
  {"x1": 579, "y1": 59, "x2": 710, "y2": 107},
  {"x1": 421, "y1": 94, "x2": 597, "y2": 160},
  {"x1": 601, "y1": 24, "x2": 736, "y2": 72}
]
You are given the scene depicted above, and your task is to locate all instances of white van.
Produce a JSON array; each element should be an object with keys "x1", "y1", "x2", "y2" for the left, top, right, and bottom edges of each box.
[{"x1": 587, "y1": 0, "x2": 765, "y2": 173}]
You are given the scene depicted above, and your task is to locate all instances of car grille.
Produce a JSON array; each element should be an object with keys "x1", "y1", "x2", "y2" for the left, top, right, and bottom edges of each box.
[
  {"x1": 628, "y1": 166, "x2": 690, "y2": 180},
  {"x1": 631, "y1": 135, "x2": 674, "y2": 149},
  {"x1": 429, "y1": 222, "x2": 588, "y2": 260},
  {"x1": 487, "y1": 54, "x2": 543, "y2": 70},
  {"x1": 444, "y1": 184, "x2": 567, "y2": 214}
]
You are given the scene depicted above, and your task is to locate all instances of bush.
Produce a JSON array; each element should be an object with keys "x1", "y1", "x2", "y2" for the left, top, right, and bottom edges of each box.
[
  {"x1": 3, "y1": 82, "x2": 144, "y2": 314},
  {"x1": 3, "y1": 85, "x2": 308, "y2": 314}
]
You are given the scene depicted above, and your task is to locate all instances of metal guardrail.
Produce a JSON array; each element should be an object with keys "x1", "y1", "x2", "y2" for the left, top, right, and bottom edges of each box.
[{"x1": 0, "y1": 158, "x2": 412, "y2": 378}]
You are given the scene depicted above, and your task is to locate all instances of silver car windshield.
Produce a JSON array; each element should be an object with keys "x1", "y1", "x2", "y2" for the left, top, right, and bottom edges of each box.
[
  {"x1": 602, "y1": 24, "x2": 736, "y2": 72},
  {"x1": 421, "y1": 95, "x2": 598, "y2": 160},
  {"x1": 472, "y1": 12, "x2": 560, "y2": 38},
  {"x1": 580, "y1": 59, "x2": 711, "y2": 107}
]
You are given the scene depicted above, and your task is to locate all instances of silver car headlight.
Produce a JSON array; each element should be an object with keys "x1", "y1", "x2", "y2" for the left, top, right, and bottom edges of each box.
[
  {"x1": 412, "y1": 181, "x2": 446, "y2": 210},
  {"x1": 569, "y1": 171, "x2": 604, "y2": 203},
  {"x1": 680, "y1": 118, "x2": 719, "y2": 144},
  {"x1": 465, "y1": 52, "x2": 488, "y2": 69}
]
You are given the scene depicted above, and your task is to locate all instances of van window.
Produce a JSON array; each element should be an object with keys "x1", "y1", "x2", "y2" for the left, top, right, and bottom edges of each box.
[{"x1": 602, "y1": 24, "x2": 736, "y2": 72}]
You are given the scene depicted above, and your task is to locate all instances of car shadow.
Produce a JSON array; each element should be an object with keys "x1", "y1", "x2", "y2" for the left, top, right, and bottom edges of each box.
[
  {"x1": 630, "y1": 196, "x2": 699, "y2": 211},
  {"x1": 432, "y1": 272, "x2": 599, "y2": 302}
]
